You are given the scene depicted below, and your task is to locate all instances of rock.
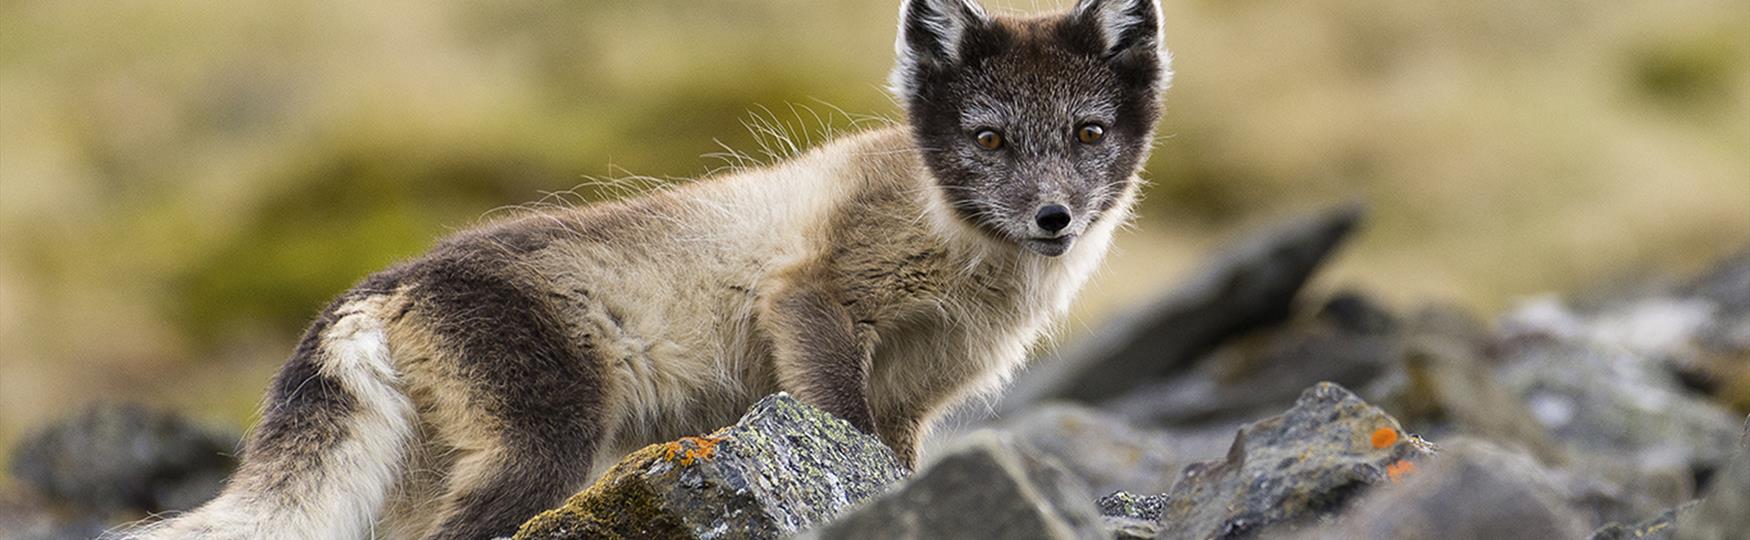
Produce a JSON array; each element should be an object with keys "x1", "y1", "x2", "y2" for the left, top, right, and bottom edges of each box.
[
  {"x1": 1680, "y1": 250, "x2": 1750, "y2": 411},
  {"x1": 1560, "y1": 466, "x2": 1694, "y2": 531},
  {"x1": 1105, "y1": 516, "x2": 1162, "y2": 540},
  {"x1": 1000, "y1": 203, "x2": 1364, "y2": 410},
  {"x1": 1676, "y1": 416, "x2": 1750, "y2": 540},
  {"x1": 7, "y1": 403, "x2": 236, "y2": 515},
  {"x1": 513, "y1": 393, "x2": 905, "y2": 540},
  {"x1": 1365, "y1": 332, "x2": 1565, "y2": 465},
  {"x1": 1500, "y1": 249, "x2": 1750, "y2": 413},
  {"x1": 1683, "y1": 250, "x2": 1750, "y2": 308},
  {"x1": 0, "y1": 488, "x2": 112, "y2": 540},
  {"x1": 1495, "y1": 337, "x2": 1741, "y2": 484},
  {"x1": 1145, "y1": 382, "x2": 1434, "y2": 540},
  {"x1": 1317, "y1": 290, "x2": 1400, "y2": 335},
  {"x1": 1095, "y1": 492, "x2": 1169, "y2": 540},
  {"x1": 1296, "y1": 439, "x2": 1589, "y2": 540},
  {"x1": 1096, "y1": 491, "x2": 1166, "y2": 522},
  {"x1": 805, "y1": 431, "x2": 1105, "y2": 540},
  {"x1": 996, "y1": 404, "x2": 1209, "y2": 497},
  {"x1": 1103, "y1": 303, "x2": 1401, "y2": 429},
  {"x1": 1590, "y1": 502, "x2": 1696, "y2": 540}
]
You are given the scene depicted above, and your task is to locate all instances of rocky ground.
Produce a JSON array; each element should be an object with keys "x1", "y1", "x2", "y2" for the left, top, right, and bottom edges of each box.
[{"x1": 5, "y1": 203, "x2": 1748, "y2": 539}]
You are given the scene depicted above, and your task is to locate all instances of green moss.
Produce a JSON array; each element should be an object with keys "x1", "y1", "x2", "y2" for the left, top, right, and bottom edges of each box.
[{"x1": 514, "y1": 444, "x2": 693, "y2": 540}]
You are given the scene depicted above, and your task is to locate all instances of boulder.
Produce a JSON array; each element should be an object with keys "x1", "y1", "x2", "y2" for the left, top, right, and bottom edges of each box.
[
  {"x1": 996, "y1": 404, "x2": 1213, "y2": 497},
  {"x1": 805, "y1": 431, "x2": 1105, "y2": 540},
  {"x1": 1365, "y1": 332, "x2": 1564, "y2": 464},
  {"x1": 1142, "y1": 382, "x2": 1434, "y2": 539},
  {"x1": 1298, "y1": 439, "x2": 1590, "y2": 540},
  {"x1": 7, "y1": 403, "x2": 236, "y2": 515},
  {"x1": 1105, "y1": 516, "x2": 1163, "y2": 540},
  {"x1": 1676, "y1": 416, "x2": 1750, "y2": 540},
  {"x1": 1103, "y1": 301, "x2": 1401, "y2": 429},
  {"x1": 514, "y1": 393, "x2": 905, "y2": 540},
  {"x1": 1494, "y1": 337, "x2": 1741, "y2": 484},
  {"x1": 1590, "y1": 503, "x2": 1695, "y2": 540},
  {"x1": 1000, "y1": 203, "x2": 1364, "y2": 410},
  {"x1": 0, "y1": 488, "x2": 111, "y2": 540},
  {"x1": 1501, "y1": 249, "x2": 1750, "y2": 413}
]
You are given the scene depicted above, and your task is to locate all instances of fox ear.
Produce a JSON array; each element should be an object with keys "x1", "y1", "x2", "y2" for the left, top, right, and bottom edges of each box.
[
  {"x1": 1074, "y1": 0, "x2": 1163, "y2": 63},
  {"x1": 1074, "y1": 0, "x2": 1168, "y2": 88},
  {"x1": 890, "y1": 0, "x2": 990, "y2": 101}
]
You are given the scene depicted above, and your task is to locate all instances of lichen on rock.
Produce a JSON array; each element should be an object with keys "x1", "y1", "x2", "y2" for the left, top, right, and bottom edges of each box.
[
  {"x1": 1143, "y1": 382, "x2": 1435, "y2": 539},
  {"x1": 514, "y1": 393, "x2": 906, "y2": 540}
]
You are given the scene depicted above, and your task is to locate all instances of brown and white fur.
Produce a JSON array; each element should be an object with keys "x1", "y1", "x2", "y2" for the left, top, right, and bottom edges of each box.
[{"x1": 124, "y1": 0, "x2": 1169, "y2": 538}]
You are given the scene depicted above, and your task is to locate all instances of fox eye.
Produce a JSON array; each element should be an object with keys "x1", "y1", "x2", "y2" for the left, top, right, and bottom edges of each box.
[
  {"x1": 974, "y1": 129, "x2": 1004, "y2": 150},
  {"x1": 1077, "y1": 124, "x2": 1106, "y2": 144}
]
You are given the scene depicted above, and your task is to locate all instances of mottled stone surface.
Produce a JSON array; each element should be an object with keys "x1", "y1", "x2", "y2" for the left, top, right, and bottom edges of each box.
[
  {"x1": 1297, "y1": 439, "x2": 1589, "y2": 540},
  {"x1": 1104, "y1": 516, "x2": 1162, "y2": 540},
  {"x1": 514, "y1": 393, "x2": 905, "y2": 540},
  {"x1": 1591, "y1": 502, "x2": 1695, "y2": 540},
  {"x1": 1147, "y1": 382, "x2": 1433, "y2": 540},
  {"x1": 1676, "y1": 416, "x2": 1750, "y2": 540},
  {"x1": 806, "y1": 431, "x2": 1105, "y2": 540},
  {"x1": 998, "y1": 404, "x2": 1199, "y2": 497},
  {"x1": 1495, "y1": 337, "x2": 1741, "y2": 479},
  {"x1": 1095, "y1": 490, "x2": 1165, "y2": 522},
  {"x1": 1366, "y1": 332, "x2": 1565, "y2": 464},
  {"x1": 7, "y1": 403, "x2": 235, "y2": 515}
]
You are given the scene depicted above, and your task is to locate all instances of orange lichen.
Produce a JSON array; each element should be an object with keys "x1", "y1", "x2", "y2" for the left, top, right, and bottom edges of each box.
[
  {"x1": 1370, "y1": 427, "x2": 1399, "y2": 449},
  {"x1": 1386, "y1": 459, "x2": 1417, "y2": 482},
  {"x1": 661, "y1": 436, "x2": 724, "y2": 466}
]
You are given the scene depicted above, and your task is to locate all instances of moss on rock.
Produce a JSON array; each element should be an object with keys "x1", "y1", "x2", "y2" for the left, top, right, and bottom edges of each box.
[{"x1": 514, "y1": 393, "x2": 906, "y2": 540}]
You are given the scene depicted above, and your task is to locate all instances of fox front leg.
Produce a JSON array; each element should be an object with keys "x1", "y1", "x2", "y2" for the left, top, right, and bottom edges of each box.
[{"x1": 758, "y1": 279, "x2": 880, "y2": 435}]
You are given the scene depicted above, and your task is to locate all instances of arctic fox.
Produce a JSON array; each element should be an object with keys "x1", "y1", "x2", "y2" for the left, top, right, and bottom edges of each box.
[{"x1": 130, "y1": 0, "x2": 1170, "y2": 538}]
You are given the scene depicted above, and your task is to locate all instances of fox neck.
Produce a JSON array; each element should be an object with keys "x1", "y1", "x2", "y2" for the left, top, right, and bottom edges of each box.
[{"x1": 919, "y1": 162, "x2": 1138, "y2": 317}]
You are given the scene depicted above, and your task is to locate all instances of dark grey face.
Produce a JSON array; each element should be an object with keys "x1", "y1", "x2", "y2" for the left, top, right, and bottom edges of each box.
[{"x1": 892, "y1": 0, "x2": 1168, "y2": 256}]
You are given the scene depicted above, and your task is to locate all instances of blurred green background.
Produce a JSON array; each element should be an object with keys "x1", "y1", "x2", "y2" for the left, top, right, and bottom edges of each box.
[{"x1": 1, "y1": 0, "x2": 1746, "y2": 454}]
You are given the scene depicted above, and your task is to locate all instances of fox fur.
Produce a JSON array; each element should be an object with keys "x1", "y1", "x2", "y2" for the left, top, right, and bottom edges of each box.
[{"x1": 123, "y1": 0, "x2": 1170, "y2": 538}]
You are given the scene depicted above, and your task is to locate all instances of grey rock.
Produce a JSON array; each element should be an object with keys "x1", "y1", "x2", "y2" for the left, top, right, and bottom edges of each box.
[
  {"x1": 1680, "y1": 249, "x2": 1750, "y2": 317},
  {"x1": 0, "y1": 488, "x2": 112, "y2": 540},
  {"x1": 1677, "y1": 416, "x2": 1750, "y2": 540},
  {"x1": 1001, "y1": 203, "x2": 1364, "y2": 409},
  {"x1": 1500, "y1": 248, "x2": 1750, "y2": 413},
  {"x1": 1148, "y1": 382, "x2": 1434, "y2": 540},
  {"x1": 1296, "y1": 439, "x2": 1589, "y2": 540},
  {"x1": 1590, "y1": 502, "x2": 1696, "y2": 540},
  {"x1": 1403, "y1": 302, "x2": 1493, "y2": 354},
  {"x1": 514, "y1": 393, "x2": 905, "y2": 540},
  {"x1": 1096, "y1": 491, "x2": 1166, "y2": 522},
  {"x1": 997, "y1": 404, "x2": 1205, "y2": 497},
  {"x1": 1316, "y1": 290, "x2": 1400, "y2": 335},
  {"x1": 1495, "y1": 337, "x2": 1741, "y2": 482},
  {"x1": 1681, "y1": 250, "x2": 1750, "y2": 409},
  {"x1": 1559, "y1": 465, "x2": 1694, "y2": 531},
  {"x1": 1365, "y1": 333, "x2": 1565, "y2": 465},
  {"x1": 1106, "y1": 516, "x2": 1163, "y2": 540},
  {"x1": 7, "y1": 403, "x2": 236, "y2": 515},
  {"x1": 807, "y1": 431, "x2": 1105, "y2": 540},
  {"x1": 1105, "y1": 309, "x2": 1400, "y2": 429}
]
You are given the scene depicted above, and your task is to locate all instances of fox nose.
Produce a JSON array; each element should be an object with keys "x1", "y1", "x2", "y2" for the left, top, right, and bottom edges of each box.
[{"x1": 1035, "y1": 204, "x2": 1072, "y2": 234}]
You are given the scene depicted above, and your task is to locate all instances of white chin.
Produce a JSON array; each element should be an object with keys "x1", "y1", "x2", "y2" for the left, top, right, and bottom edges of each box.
[{"x1": 1021, "y1": 235, "x2": 1075, "y2": 257}]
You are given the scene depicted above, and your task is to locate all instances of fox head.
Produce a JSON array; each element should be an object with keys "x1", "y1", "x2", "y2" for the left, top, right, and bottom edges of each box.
[{"x1": 892, "y1": 0, "x2": 1169, "y2": 257}]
